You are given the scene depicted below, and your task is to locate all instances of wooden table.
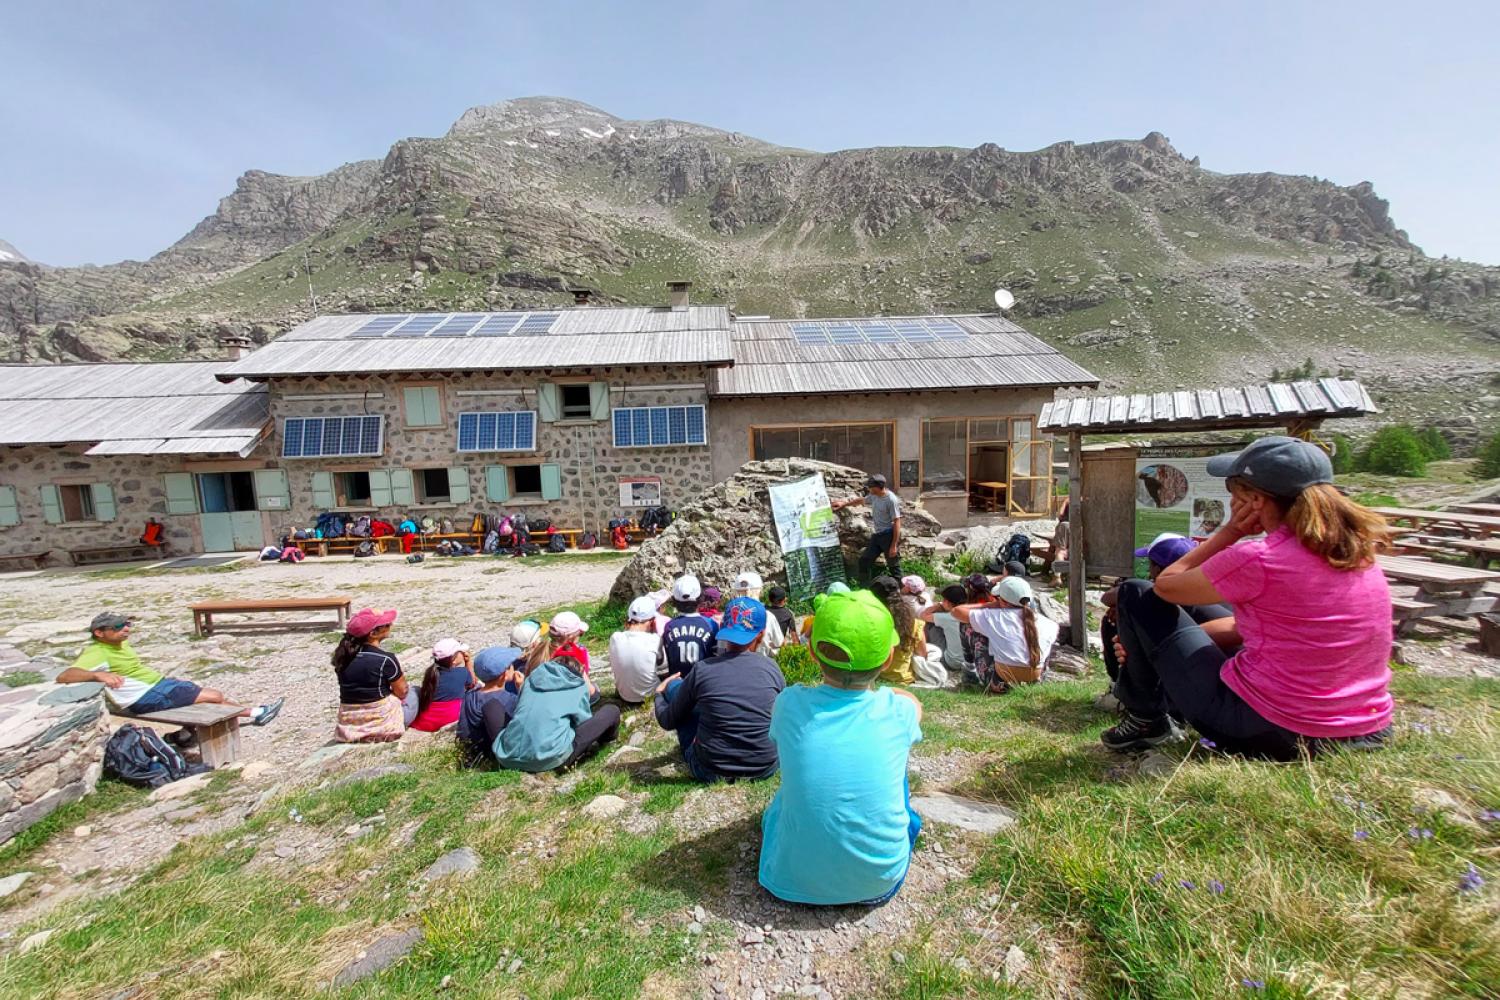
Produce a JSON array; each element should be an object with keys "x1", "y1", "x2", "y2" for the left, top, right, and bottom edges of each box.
[
  {"x1": 191, "y1": 596, "x2": 352, "y2": 637},
  {"x1": 127, "y1": 703, "x2": 244, "y2": 768},
  {"x1": 973, "y1": 481, "x2": 1008, "y2": 512},
  {"x1": 1451, "y1": 502, "x2": 1500, "y2": 515},
  {"x1": 1371, "y1": 507, "x2": 1500, "y2": 540},
  {"x1": 1377, "y1": 554, "x2": 1500, "y2": 634}
]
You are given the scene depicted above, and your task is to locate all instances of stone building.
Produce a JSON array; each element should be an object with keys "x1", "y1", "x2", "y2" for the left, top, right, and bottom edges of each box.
[{"x1": 0, "y1": 293, "x2": 1097, "y2": 560}]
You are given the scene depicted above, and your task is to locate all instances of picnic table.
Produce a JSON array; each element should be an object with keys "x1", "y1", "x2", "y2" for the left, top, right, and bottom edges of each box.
[
  {"x1": 1451, "y1": 502, "x2": 1500, "y2": 515},
  {"x1": 1371, "y1": 507, "x2": 1500, "y2": 540},
  {"x1": 191, "y1": 596, "x2": 352, "y2": 637},
  {"x1": 1377, "y1": 554, "x2": 1500, "y2": 635},
  {"x1": 1442, "y1": 537, "x2": 1500, "y2": 569}
]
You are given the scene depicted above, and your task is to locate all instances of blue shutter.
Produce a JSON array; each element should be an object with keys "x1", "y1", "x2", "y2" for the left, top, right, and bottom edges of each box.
[
  {"x1": 310, "y1": 471, "x2": 335, "y2": 509},
  {"x1": 485, "y1": 466, "x2": 511, "y2": 502},
  {"x1": 447, "y1": 467, "x2": 471, "y2": 504},
  {"x1": 368, "y1": 469, "x2": 393, "y2": 507},
  {"x1": 390, "y1": 468, "x2": 415, "y2": 506},
  {"x1": 163, "y1": 472, "x2": 198, "y2": 514},
  {"x1": 0, "y1": 485, "x2": 18, "y2": 527},
  {"x1": 91, "y1": 483, "x2": 117, "y2": 522}
]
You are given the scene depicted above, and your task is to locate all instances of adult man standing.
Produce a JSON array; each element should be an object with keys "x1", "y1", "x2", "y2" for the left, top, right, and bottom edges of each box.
[
  {"x1": 57, "y1": 612, "x2": 283, "y2": 725},
  {"x1": 832, "y1": 473, "x2": 902, "y2": 582}
]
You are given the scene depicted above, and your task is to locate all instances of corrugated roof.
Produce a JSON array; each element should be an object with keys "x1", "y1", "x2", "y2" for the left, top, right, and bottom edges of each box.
[
  {"x1": 219, "y1": 307, "x2": 735, "y2": 379},
  {"x1": 711, "y1": 314, "x2": 1098, "y2": 396},
  {"x1": 0, "y1": 362, "x2": 269, "y2": 454},
  {"x1": 1038, "y1": 378, "x2": 1378, "y2": 434}
]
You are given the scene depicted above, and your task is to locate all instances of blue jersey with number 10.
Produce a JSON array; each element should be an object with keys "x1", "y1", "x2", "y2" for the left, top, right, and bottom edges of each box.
[{"x1": 662, "y1": 614, "x2": 718, "y2": 677}]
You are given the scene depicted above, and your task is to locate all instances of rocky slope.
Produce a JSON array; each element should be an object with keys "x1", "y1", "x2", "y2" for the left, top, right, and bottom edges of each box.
[{"x1": 3, "y1": 96, "x2": 1496, "y2": 436}]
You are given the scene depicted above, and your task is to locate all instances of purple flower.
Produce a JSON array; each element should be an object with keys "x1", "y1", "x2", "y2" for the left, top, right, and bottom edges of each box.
[
  {"x1": 1179, "y1": 879, "x2": 1197, "y2": 890},
  {"x1": 1241, "y1": 979, "x2": 1266, "y2": 991},
  {"x1": 1459, "y1": 863, "x2": 1485, "y2": 895},
  {"x1": 1407, "y1": 827, "x2": 1434, "y2": 841},
  {"x1": 1480, "y1": 810, "x2": 1500, "y2": 823},
  {"x1": 1198, "y1": 737, "x2": 1217, "y2": 749},
  {"x1": 1208, "y1": 879, "x2": 1225, "y2": 896},
  {"x1": 1149, "y1": 871, "x2": 1165, "y2": 884},
  {"x1": 1354, "y1": 830, "x2": 1369, "y2": 841}
]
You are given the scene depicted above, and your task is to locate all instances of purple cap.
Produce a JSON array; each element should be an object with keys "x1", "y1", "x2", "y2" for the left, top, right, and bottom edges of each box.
[
  {"x1": 716, "y1": 597, "x2": 767, "y2": 645},
  {"x1": 1133, "y1": 532, "x2": 1196, "y2": 568}
]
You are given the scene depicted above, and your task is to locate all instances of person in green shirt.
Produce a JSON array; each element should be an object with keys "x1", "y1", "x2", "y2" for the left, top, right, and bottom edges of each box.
[{"x1": 57, "y1": 612, "x2": 283, "y2": 725}]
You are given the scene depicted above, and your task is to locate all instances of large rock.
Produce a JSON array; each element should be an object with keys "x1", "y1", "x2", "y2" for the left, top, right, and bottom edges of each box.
[
  {"x1": 611, "y1": 459, "x2": 943, "y2": 601},
  {"x1": 0, "y1": 682, "x2": 109, "y2": 845}
]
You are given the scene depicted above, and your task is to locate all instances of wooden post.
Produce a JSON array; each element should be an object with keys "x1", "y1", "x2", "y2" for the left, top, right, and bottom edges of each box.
[
  {"x1": 196, "y1": 718, "x2": 241, "y2": 768},
  {"x1": 1067, "y1": 431, "x2": 1087, "y2": 648}
]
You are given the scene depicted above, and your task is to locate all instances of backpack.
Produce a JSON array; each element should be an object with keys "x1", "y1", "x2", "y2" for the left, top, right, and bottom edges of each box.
[
  {"x1": 260, "y1": 546, "x2": 281, "y2": 561},
  {"x1": 406, "y1": 553, "x2": 425, "y2": 563},
  {"x1": 349, "y1": 516, "x2": 373, "y2": 538},
  {"x1": 371, "y1": 519, "x2": 395, "y2": 537},
  {"x1": 611, "y1": 525, "x2": 629, "y2": 550},
  {"x1": 354, "y1": 540, "x2": 377, "y2": 558},
  {"x1": 579, "y1": 531, "x2": 598, "y2": 550},
  {"x1": 398, "y1": 519, "x2": 418, "y2": 535},
  {"x1": 420, "y1": 516, "x2": 437, "y2": 533},
  {"x1": 439, "y1": 517, "x2": 455, "y2": 535},
  {"x1": 470, "y1": 513, "x2": 487, "y2": 535},
  {"x1": 1001, "y1": 533, "x2": 1031, "y2": 567},
  {"x1": 483, "y1": 530, "x2": 500, "y2": 554},
  {"x1": 103, "y1": 724, "x2": 210, "y2": 788},
  {"x1": 279, "y1": 547, "x2": 305, "y2": 563},
  {"x1": 530, "y1": 517, "x2": 551, "y2": 533},
  {"x1": 329, "y1": 515, "x2": 348, "y2": 538},
  {"x1": 546, "y1": 533, "x2": 567, "y2": 553},
  {"x1": 512, "y1": 542, "x2": 541, "y2": 558},
  {"x1": 496, "y1": 515, "x2": 513, "y2": 538}
]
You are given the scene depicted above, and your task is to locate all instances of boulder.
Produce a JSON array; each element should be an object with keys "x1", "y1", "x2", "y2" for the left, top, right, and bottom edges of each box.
[{"x1": 611, "y1": 459, "x2": 943, "y2": 601}]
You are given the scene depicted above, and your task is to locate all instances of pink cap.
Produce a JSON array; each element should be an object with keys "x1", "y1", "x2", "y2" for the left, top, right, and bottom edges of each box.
[
  {"x1": 432, "y1": 638, "x2": 469, "y2": 660},
  {"x1": 900, "y1": 575, "x2": 926, "y2": 595},
  {"x1": 347, "y1": 607, "x2": 398, "y2": 638}
]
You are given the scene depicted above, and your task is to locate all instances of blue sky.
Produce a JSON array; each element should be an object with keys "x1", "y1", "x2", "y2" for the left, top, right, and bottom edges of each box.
[{"x1": 4, "y1": 0, "x2": 1497, "y2": 266}]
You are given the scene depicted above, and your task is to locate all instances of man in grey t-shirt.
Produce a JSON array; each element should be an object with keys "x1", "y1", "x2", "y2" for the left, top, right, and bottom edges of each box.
[{"x1": 831, "y1": 473, "x2": 902, "y2": 581}]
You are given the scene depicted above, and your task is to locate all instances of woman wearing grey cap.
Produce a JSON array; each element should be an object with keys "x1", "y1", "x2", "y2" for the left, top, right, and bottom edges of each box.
[{"x1": 1102, "y1": 436, "x2": 1394, "y2": 760}]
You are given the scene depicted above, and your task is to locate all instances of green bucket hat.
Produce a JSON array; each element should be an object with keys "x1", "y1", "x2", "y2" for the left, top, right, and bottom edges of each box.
[{"x1": 809, "y1": 590, "x2": 900, "y2": 672}]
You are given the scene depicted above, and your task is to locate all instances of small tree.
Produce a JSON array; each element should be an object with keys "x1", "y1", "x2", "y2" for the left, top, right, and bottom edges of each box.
[
  {"x1": 1475, "y1": 432, "x2": 1500, "y2": 480},
  {"x1": 1415, "y1": 427, "x2": 1451, "y2": 461},
  {"x1": 1363, "y1": 426, "x2": 1428, "y2": 477},
  {"x1": 1330, "y1": 433, "x2": 1356, "y2": 474}
]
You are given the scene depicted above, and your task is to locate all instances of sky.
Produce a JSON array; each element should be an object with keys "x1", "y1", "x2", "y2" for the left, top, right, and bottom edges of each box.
[{"x1": 3, "y1": 0, "x2": 1498, "y2": 266}]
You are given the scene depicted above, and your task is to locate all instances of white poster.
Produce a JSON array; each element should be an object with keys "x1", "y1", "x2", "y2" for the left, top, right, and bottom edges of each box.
[
  {"x1": 1134, "y1": 454, "x2": 1232, "y2": 576},
  {"x1": 618, "y1": 476, "x2": 662, "y2": 508},
  {"x1": 768, "y1": 473, "x2": 845, "y2": 600}
]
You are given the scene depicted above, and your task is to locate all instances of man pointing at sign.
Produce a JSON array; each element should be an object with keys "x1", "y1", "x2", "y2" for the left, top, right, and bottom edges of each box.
[{"x1": 832, "y1": 473, "x2": 902, "y2": 582}]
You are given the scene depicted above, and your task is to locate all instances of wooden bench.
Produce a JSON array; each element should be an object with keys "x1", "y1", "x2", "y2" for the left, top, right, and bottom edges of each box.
[
  {"x1": 0, "y1": 550, "x2": 51, "y2": 573},
  {"x1": 1378, "y1": 554, "x2": 1500, "y2": 635},
  {"x1": 70, "y1": 543, "x2": 168, "y2": 566},
  {"x1": 1443, "y1": 538, "x2": 1500, "y2": 569},
  {"x1": 191, "y1": 596, "x2": 352, "y2": 638},
  {"x1": 118, "y1": 703, "x2": 246, "y2": 768}
]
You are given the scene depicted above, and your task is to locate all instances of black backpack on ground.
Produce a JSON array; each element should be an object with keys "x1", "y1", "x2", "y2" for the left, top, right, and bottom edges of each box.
[
  {"x1": 406, "y1": 553, "x2": 425, "y2": 563},
  {"x1": 546, "y1": 533, "x2": 567, "y2": 553},
  {"x1": 1001, "y1": 533, "x2": 1031, "y2": 567},
  {"x1": 354, "y1": 540, "x2": 377, "y2": 558},
  {"x1": 103, "y1": 724, "x2": 211, "y2": 787}
]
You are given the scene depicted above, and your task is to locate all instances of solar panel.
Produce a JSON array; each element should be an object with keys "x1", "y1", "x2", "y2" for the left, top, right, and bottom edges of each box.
[
  {"x1": 456, "y1": 410, "x2": 536, "y2": 452},
  {"x1": 513, "y1": 312, "x2": 559, "y2": 335},
  {"x1": 473, "y1": 313, "x2": 523, "y2": 337},
  {"x1": 351, "y1": 314, "x2": 409, "y2": 338},
  {"x1": 431, "y1": 313, "x2": 485, "y2": 337},
  {"x1": 789, "y1": 318, "x2": 969, "y2": 347},
  {"x1": 282, "y1": 418, "x2": 304, "y2": 456},
  {"x1": 925, "y1": 319, "x2": 969, "y2": 340},
  {"x1": 791, "y1": 322, "x2": 829, "y2": 345},
  {"x1": 827, "y1": 324, "x2": 862, "y2": 345},
  {"x1": 396, "y1": 314, "x2": 446, "y2": 337}
]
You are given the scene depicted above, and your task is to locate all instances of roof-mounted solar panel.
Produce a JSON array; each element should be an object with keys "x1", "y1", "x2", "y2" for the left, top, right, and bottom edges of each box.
[
  {"x1": 473, "y1": 313, "x2": 523, "y2": 336},
  {"x1": 925, "y1": 319, "x2": 968, "y2": 339},
  {"x1": 351, "y1": 314, "x2": 409, "y2": 338},
  {"x1": 394, "y1": 314, "x2": 447, "y2": 337},
  {"x1": 791, "y1": 323, "x2": 829, "y2": 345},
  {"x1": 432, "y1": 313, "x2": 485, "y2": 337},
  {"x1": 513, "y1": 312, "x2": 559, "y2": 335},
  {"x1": 827, "y1": 324, "x2": 862, "y2": 344}
]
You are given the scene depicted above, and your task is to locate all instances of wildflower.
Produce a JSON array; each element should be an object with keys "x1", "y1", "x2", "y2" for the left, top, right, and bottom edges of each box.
[
  {"x1": 1480, "y1": 810, "x2": 1500, "y2": 823},
  {"x1": 1407, "y1": 827, "x2": 1433, "y2": 840},
  {"x1": 1149, "y1": 871, "x2": 1165, "y2": 884},
  {"x1": 1179, "y1": 879, "x2": 1197, "y2": 890},
  {"x1": 1354, "y1": 830, "x2": 1369, "y2": 841},
  {"x1": 1198, "y1": 737, "x2": 1217, "y2": 749},
  {"x1": 1241, "y1": 979, "x2": 1266, "y2": 990},
  {"x1": 1458, "y1": 863, "x2": 1485, "y2": 895},
  {"x1": 1208, "y1": 879, "x2": 1226, "y2": 896}
]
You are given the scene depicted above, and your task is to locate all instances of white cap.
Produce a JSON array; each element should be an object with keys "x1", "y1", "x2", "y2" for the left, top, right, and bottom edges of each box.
[
  {"x1": 672, "y1": 574, "x2": 702, "y2": 603},
  {"x1": 627, "y1": 596, "x2": 658, "y2": 623},
  {"x1": 734, "y1": 571, "x2": 763, "y2": 592},
  {"x1": 432, "y1": 638, "x2": 469, "y2": 660},
  {"x1": 550, "y1": 611, "x2": 589, "y2": 637},
  {"x1": 991, "y1": 576, "x2": 1034, "y2": 605},
  {"x1": 509, "y1": 620, "x2": 542, "y2": 648}
]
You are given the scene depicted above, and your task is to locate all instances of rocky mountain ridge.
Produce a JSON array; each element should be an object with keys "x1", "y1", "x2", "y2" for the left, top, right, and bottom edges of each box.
[{"x1": 3, "y1": 96, "x2": 1496, "y2": 436}]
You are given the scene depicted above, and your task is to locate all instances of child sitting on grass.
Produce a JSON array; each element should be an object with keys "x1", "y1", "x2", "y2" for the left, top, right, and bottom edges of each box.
[
  {"x1": 489, "y1": 655, "x2": 621, "y2": 772},
  {"x1": 758, "y1": 590, "x2": 923, "y2": 906},
  {"x1": 409, "y1": 639, "x2": 480, "y2": 732},
  {"x1": 457, "y1": 651, "x2": 524, "y2": 766}
]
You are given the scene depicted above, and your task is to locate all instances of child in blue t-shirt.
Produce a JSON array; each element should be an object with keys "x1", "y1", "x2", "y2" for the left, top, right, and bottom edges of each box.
[{"x1": 758, "y1": 590, "x2": 923, "y2": 906}]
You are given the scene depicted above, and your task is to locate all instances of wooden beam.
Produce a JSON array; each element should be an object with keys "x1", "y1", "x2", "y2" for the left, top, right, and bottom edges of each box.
[{"x1": 1068, "y1": 430, "x2": 1086, "y2": 647}]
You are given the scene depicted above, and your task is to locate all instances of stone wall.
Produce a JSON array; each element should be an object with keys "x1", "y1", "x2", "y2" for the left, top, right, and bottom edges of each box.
[
  {"x1": 0, "y1": 669, "x2": 109, "y2": 846},
  {"x1": 267, "y1": 368, "x2": 715, "y2": 530}
]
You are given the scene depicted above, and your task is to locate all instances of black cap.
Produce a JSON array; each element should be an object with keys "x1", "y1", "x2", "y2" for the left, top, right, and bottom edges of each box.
[
  {"x1": 1206, "y1": 435, "x2": 1333, "y2": 498},
  {"x1": 866, "y1": 473, "x2": 888, "y2": 487},
  {"x1": 90, "y1": 612, "x2": 131, "y2": 632}
]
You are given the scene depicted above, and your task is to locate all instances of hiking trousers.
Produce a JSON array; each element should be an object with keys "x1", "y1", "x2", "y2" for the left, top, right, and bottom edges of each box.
[
  {"x1": 481, "y1": 700, "x2": 622, "y2": 770},
  {"x1": 859, "y1": 530, "x2": 902, "y2": 582}
]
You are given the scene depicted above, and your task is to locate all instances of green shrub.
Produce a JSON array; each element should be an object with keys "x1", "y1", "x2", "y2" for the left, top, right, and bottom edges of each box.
[
  {"x1": 1475, "y1": 432, "x2": 1500, "y2": 479},
  {"x1": 776, "y1": 642, "x2": 822, "y2": 686},
  {"x1": 947, "y1": 548, "x2": 989, "y2": 578},
  {"x1": 898, "y1": 555, "x2": 952, "y2": 588},
  {"x1": 1362, "y1": 426, "x2": 1428, "y2": 477},
  {"x1": 1330, "y1": 433, "x2": 1356, "y2": 474},
  {"x1": 1415, "y1": 426, "x2": 1451, "y2": 461}
]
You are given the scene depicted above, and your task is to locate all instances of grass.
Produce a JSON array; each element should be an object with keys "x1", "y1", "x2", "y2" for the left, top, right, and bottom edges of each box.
[
  {"x1": 0, "y1": 670, "x2": 45, "y2": 687},
  {"x1": 0, "y1": 779, "x2": 146, "y2": 894}
]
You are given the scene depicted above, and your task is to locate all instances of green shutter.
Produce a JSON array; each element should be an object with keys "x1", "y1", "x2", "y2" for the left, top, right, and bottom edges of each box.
[
  {"x1": 252, "y1": 469, "x2": 290, "y2": 512},
  {"x1": 0, "y1": 485, "x2": 18, "y2": 527},
  {"x1": 91, "y1": 483, "x2": 117, "y2": 522},
  {"x1": 163, "y1": 472, "x2": 198, "y2": 515},
  {"x1": 390, "y1": 468, "x2": 415, "y2": 507},
  {"x1": 310, "y1": 471, "x2": 335, "y2": 509},
  {"x1": 537, "y1": 383, "x2": 560, "y2": 423},
  {"x1": 40, "y1": 485, "x2": 62, "y2": 524},
  {"x1": 448, "y1": 467, "x2": 471, "y2": 505},
  {"x1": 485, "y1": 466, "x2": 511, "y2": 502},
  {"x1": 368, "y1": 469, "x2": 393, "y2": 507},
  {"x1": 540, "y1": 464, "x2": 563, "y2": 501},
  {"x1": 588, "y1": 382, "x2": 611, "y2": 421},
  {"x1": 404, "y1": 386, "x2": 441, "y2": 427}
]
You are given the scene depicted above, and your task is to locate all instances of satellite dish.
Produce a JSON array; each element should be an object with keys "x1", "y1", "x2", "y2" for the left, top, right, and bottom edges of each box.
[{"x1": 993, "y1": 288, "x2": 1015, "y2": 312}]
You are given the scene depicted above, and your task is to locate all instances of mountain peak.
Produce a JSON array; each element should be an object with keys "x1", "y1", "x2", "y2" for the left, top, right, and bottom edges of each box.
[
  {"x1": 0, "y1": 239, "x2": 31, "y2": 265},
  {"x1": 447, "y1": 96, "x2": 619, "y2": 136}
]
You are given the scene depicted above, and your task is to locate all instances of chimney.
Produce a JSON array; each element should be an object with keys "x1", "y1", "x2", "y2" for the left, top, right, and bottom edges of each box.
[
  {"x1": 217, "y1": 331, "x2": 252, "y2": 361},
  {"x1": 569, "y1": 287, "x2": 593, "y2": 306},
  {"x1": 666, "y1": 280, "x2": 692, "y2": 310}
]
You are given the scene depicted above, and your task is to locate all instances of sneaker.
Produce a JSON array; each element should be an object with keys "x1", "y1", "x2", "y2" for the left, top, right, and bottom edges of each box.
[
  {"x1": 249, "y1": 697, "x2": 284, "y2": 727},
  {"x1": 1101, "y1": 713, "x2": 1176, "y2": 752}
]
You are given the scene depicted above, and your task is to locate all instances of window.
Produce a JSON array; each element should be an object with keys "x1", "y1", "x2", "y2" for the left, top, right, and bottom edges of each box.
[
  {"x1": 402, "y1": 386, "x2": 443, "y2": 428},
  {"x1": 282, "y1": 416, "x2": 384, "y2": 458},
  {"x1": 613, "y1": 405, "x2": 708, "y2": 448},
  {"x1": 920, "y1": 420, "x2": 967, "y2": 492},
  {"x1": 456, "y1": 411, "x2": 537, "y2": 453},
  {"x1": 416, "y1": 468, "x2": 453, "y2": 504},
  {"x1": 560, "y1": 384, "x2": 593, "y2": 420},
  {"x1": 512, "y1": 464, "x2": 543, "y2": 498},
  {"x1": 335, "y1": 471, "x2": 372, "y2": 507},
  {"x1": 751, "y1": 423, "x2": 893, "y2": 482},
  {"x1": 60, "y1": 484, "x2": 95, "y2": 522}
]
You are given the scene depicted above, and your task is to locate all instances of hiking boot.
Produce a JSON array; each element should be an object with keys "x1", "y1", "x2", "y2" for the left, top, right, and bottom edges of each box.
[
  {"x1": 249, "y1": 697, "x2": 284, "y2": 727},
  {"x1": 1101, "y1": 713, "x2": 1176, "y2": 752},
  {"x1": 165, "y1": 728, "x2": 196, "y2": 748}
]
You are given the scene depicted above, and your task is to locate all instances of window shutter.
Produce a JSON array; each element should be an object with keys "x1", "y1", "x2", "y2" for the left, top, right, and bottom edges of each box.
[
  {"x1": 537, "y1": 383, "x2": 560, "y2": 423},
  {"x1": 368, "y1": 469, "x2": 393, "y2": 507},
  {"x1": 539, "y1": 464, "x2": 563, "y2": 501},
  {"x1": 310, "y1": 471, "x2": 335, "y2": 509},
  {"x1": 40, "y1": 485, "x2": 62, "y2": 524},
  {"x1": 588, "y1": 382, "x2": 611, "y2": 421},
  {"x1": 163, "y1": 472, "x2": 198, "y2": 515},
  {"x1": 0, "y1": 485, "x2": 18, "y2": 527},
  {"x1": 390, "y1": 468, "x2": 415, "y2": 507},
  {"x1": 252, "y1": 469, "x2": 290, "y2": 512},
  {"x1": 485, "y1": 466, "x2": 510, "y2": 502},
  {"x1": 447, "y1": 467, "x2": 471, "y2": 505},
  {"x1": 92, "y1": 483, "x2": 117, "y2": 522},
  {"x1": 404, "y1": 387, "x2": 441, "y2": 427}
]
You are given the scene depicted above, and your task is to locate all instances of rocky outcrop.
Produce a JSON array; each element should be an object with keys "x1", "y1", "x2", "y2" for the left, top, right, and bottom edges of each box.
[
  {"x1": 0, "y1": 668, "x2": 110, "y2": 846},
  {"x1": 610, "y1": 459, "x2": 942, "y2": 602}
]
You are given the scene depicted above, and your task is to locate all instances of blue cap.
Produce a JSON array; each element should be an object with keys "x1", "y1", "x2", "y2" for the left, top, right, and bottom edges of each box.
[
  {"x1": 1133, "y1": 532, "x2": 1196, "y2": 568},
  {"x1": 716, "y1": 597, "x2": 768, "y2": 645},
  {"x1": 472, "y1": 646, "x2": 521, "y2": 682},
  {"x1": 1205, "y1": 435, "x2": 1332, "y2": 498}
]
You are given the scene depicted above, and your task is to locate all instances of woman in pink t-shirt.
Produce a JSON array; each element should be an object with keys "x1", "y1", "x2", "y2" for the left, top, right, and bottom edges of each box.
[{"x1": 1103, "y1": 436, "x2": 1394, "y2": 760}]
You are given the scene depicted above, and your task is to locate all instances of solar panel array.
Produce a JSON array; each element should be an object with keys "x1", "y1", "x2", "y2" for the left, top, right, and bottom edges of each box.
[
  {"x1": 281, "y1": 416, "x2": 384, "y2": 458},
  {"x1": 613, "y1": 405, "x2": 707, "y2": 448},
  {"x1": 349, "y1": 312, "x2": 562, "y2": 339},
  {"x1": 789, "y1": 318, "x2": 971, "y2": 346},
  {"x1": 456, "y1": 411, "x2": 538, "y2": 453}
]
